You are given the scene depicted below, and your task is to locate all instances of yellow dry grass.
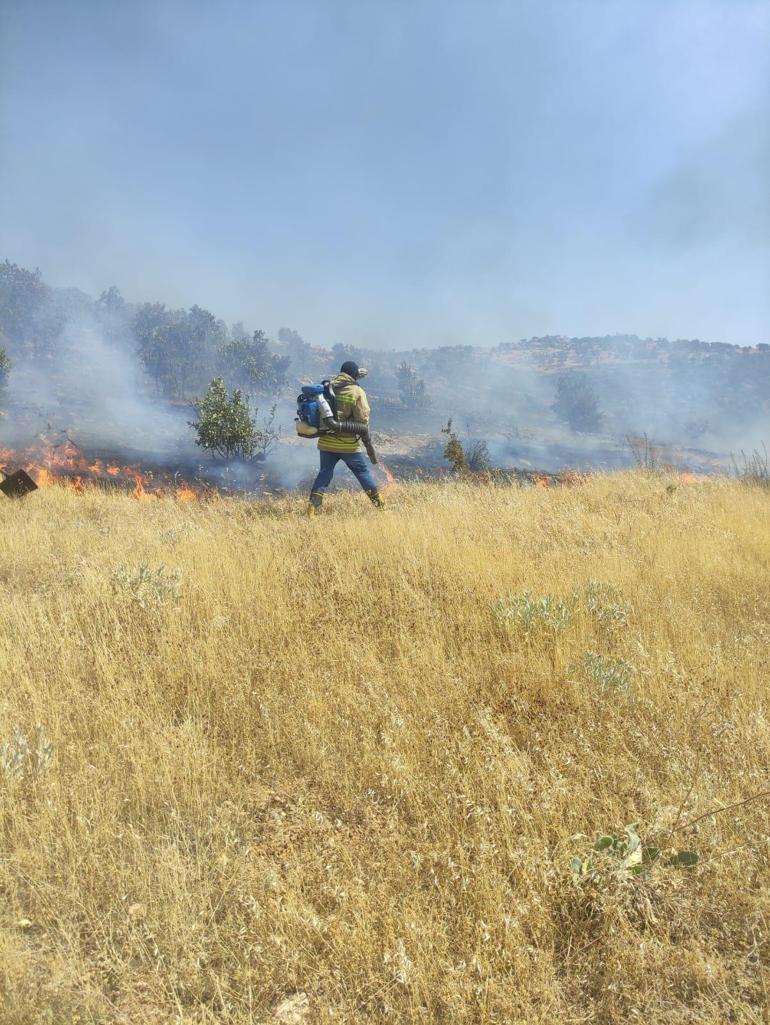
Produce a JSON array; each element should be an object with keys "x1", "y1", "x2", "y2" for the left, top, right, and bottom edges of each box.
[{"x1": 0, "y1": 473, "x2": 768, "y2": 1024}]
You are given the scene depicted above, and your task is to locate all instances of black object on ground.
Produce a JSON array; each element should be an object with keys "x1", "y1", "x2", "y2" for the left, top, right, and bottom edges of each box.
[{"x1": 0, "y1": 469, "x2": 38, "y2": 498}]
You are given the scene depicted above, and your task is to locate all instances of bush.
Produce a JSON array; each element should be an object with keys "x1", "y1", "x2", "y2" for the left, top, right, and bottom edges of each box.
[
  {"x1": 190, "y1": 377, "x2": 277, "y2": 460},
  {"x1": 626, "y1": 433, "x2": 673, "y2": 472},
  {"x1": 440, "y1": 421, "x2": 490, "y2": 474},
  {"x1": 552, "y1": 372, "x2": 604, "y2": 433},
  {"x1": 465, "y1": 439, "x2": 490, "y2": 473},
  {"x1": 441, "y1": 420, "x2": 466, "y2": 473}
]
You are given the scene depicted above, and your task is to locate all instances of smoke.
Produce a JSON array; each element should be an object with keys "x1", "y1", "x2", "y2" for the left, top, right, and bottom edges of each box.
[
  {"x1": 359, "y1": 334, "x2": 769, "y2": 474},
  {"x1": 3, "y1": 285, "x2": 767, "y2": 488},
  {"x1": 2, "y1": 1, "x2": 768, "y2": 348},
  {"x1": 4, "y1": 309, "x2": 193, "y2": 457}
]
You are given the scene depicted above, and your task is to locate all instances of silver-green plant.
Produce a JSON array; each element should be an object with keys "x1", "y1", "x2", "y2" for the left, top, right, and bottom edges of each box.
[
  {"x1": 495, "y1": 592, "x2": 576, "y2": 635},
  {"x1": 578, "y1": 652, "x2": 636, "y2": 694},
  {"x1": 495, "y1": 583, "x2": 630, "y2": 638},
  {"x1": 1, "y1": 725, "x2": 54, "y2": 777},
  {"x1": 112, "y1": 563, "x2": 182, "y2": 608},
  {"x1": 159, "y1": 524, "x2": 192, "y2": 547},
  {"x1": 581, "y1": 581, "x2": 629, "y2": 625}
]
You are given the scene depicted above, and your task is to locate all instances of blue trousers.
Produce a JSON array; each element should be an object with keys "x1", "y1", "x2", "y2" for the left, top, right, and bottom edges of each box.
[{"x1": 311, "y1": 450, "x2": 378, "y2": 495}]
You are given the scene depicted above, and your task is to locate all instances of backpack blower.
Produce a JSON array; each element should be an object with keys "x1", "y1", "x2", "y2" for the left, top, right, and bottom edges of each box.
[{"x1": 295, "y1": 381, "x2": 378, "y2": 464}]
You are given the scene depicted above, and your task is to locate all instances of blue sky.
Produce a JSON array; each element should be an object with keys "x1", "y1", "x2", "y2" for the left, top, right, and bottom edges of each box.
[{"x1": 1, "y1": 0, "x2": 768, "y2": 347}]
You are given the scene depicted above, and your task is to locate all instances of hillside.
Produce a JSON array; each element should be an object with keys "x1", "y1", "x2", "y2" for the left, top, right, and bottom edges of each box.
[
  {"x1": 1, "y1": 475, "x2": 768, "y2": 1023},
  {"x1": 2, "y1": 261, "x2": 768, "y2": 477}
]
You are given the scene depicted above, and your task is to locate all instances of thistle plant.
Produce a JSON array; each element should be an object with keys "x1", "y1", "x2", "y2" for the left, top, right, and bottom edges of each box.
[
  {"x1": 112, "y1": 563, "x2": 182, "y2": 607},
  {"x1": 577, "y1": 652, "x2": 636, "y2": 694},
  {"x1": 494, "y1": 592, "x2": 576, "y2": 634},
  {"x1": 1, "y1": 725, "x2": 54, "y2": 777}
]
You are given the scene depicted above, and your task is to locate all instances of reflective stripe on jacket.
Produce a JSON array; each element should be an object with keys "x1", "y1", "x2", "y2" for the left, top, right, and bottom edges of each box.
[{"x1": 317, "y1": 373, "x2": 370, "y2": 453}]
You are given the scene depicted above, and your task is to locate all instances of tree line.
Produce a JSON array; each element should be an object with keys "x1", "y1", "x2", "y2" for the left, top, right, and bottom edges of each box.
[{"x1": 0, "y1": 260, "x2": 290, "y2": 403}]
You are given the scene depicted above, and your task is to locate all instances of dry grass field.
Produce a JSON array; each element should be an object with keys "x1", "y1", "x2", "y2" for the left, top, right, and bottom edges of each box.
[{"x1": 0, "y1": 473, "x2": 768, "y2": 1024}]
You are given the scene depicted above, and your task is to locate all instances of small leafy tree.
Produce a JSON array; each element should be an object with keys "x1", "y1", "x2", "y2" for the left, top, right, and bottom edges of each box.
[
  {"x1": 190, "y1": 377, "x2": 269, "y2": 460},
  {"x1": 396, "y1": 362, "x2": 431, "y2": 409},
  {"x1": 552, "y1": 372, "x2": 604, "y2": 433},
  {"x1": 441, "y1": 421, "x2": 491, "y2": 474},
  {"x1": 441, "y1": 420, "x2": 466, "y2": 473}
]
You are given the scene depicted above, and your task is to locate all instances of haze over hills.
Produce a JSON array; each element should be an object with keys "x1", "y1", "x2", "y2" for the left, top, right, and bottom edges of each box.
[{"x1": 1, "y1": 259, "x2": 767, "y2": 474}]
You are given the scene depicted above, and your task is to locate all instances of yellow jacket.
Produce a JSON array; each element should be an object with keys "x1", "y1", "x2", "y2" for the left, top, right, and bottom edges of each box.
[{"x1": 318, "y1": 373, "x2": 370, "y2": 453}]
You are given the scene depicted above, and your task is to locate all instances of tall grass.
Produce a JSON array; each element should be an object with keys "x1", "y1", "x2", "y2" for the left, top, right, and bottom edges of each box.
[
  {"x1": 733, "y1": 443, "x2": 770, "y2": 490},
  {"x1": 0, "y1": 474, "x2": 768, "y2": 1023}
]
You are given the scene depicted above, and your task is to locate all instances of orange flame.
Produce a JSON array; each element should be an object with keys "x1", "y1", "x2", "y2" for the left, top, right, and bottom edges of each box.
[
  {"x1": 558, "y1": 470, "x2": 587, "y2": 487},
  {"x1": 0, "y1": 434, "x2": 206, "y2": 501},
  {"x1": 379, "y1": 459, "x2": 397, "y2": 488}
]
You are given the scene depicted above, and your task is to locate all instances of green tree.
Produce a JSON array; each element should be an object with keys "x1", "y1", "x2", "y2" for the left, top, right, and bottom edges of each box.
[
  {"x1": 0, "y1": 260, "x2": 64, "y2": 360},
  {"x1": 217, "y1": 330, "x2": 289, "y2": 397},
  {"x1": 331, "y1": 342, "x2": 364, "y2": 367},
  {"x1": 278, "y1": 326, "x2": 313, "y2": 377},
  {"x1": 133, "y1": 303, "x2": 180, "y2": 395},
  {"x1": 95, "y1": 285, "x2": 128, "y2": 319},
  {"x1": 180, "y1": 305, "x2": 227, "y2": 394},
  {"x1": 424, "y1": 345, "x2": 474, "y2": 379},
  {"x1": 190, "y1": 377, "x2": 277, "y2": 460},
  {"x1": 396, "y1": 361, "x2": 431, "y2": 409},
  {"x1": 552, "y1": 372, "x2": 604, "y2": 433},
  {"x1": 95, "y1": 286, "x2": 130, "y2": 343},
  {"x1": 134, "y1": 304, "x2": 225, "y2": 398}
]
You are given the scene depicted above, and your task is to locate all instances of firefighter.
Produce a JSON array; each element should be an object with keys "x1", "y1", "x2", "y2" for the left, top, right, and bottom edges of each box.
[{"x1": 308, "y1": 361, "x2": 384, "y2": 515}]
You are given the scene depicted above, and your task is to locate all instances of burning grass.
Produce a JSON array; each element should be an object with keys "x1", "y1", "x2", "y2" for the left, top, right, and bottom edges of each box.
[
  {"x1": 0, "y1": 433, "x2": 210, "y2": 501},
  {"x1": 0, "y1": 473, "x2": 768, "y2": 1023}
]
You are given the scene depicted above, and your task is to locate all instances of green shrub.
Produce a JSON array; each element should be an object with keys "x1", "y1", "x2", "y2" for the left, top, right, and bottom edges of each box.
[
  {"x1": 571, "y1": 821, "x2": 698, "y2": 886},
  {"x1": 191, "y1": 377, "x2": 277, "y2": 460}
]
